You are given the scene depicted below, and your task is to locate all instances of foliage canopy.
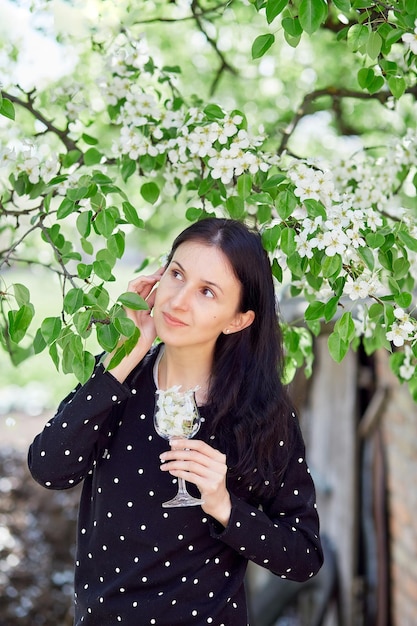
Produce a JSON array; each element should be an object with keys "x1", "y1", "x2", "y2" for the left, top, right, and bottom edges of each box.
[{"x1": 2, "y1": 0, "x2": 417, "y2": 397}]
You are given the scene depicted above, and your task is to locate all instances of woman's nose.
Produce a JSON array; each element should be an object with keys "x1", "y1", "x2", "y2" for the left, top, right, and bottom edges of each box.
[{"x1": 171, "y1": 285, "x2": 190, "y2": 309}]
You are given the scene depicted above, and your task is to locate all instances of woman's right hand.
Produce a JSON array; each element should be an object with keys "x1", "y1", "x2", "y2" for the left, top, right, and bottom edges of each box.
[
  {"x1": 104, "y1": 268, "x2": 165, "y2": 381},
  {"x1": 124, "y1": 268, "x2": 165, "y2": 349}
]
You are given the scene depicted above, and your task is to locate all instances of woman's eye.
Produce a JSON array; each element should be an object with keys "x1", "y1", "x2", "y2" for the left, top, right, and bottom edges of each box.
[
  {"x1": 202, "y1": 288, "x2": 215, "y2": 298},
  {"x1": 171, "y1": 269, "x2": 182, "y2": 280}
]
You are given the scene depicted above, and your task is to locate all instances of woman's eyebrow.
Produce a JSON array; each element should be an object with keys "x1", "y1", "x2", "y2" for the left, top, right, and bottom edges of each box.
[{"x1": 172, "y1": 260, "x2": 224, "y2": 294}]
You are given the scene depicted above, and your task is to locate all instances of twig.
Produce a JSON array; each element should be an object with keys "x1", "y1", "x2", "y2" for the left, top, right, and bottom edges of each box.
[
  {"x1": 2, "y1": 90, "x2": 79, "y2": 153},
  {"x1": 278, "y1": 85, "x2": 417, "y2": 155},
  {"x1": 190, "y1": 0, "x2": 238, "y2": 95}
]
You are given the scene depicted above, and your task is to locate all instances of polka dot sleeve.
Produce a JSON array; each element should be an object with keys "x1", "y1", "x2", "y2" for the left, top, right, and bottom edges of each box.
[
  {"x1": 208, "y1": 419, "x2": 323, "y2": 582},
  {"x1": 28, "y1": 363, "x2": 131, "y2": 490}
]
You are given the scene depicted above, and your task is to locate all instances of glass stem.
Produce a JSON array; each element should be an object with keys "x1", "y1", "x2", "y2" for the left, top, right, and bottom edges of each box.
[{"x1": 177, "y1": 477, "x2": 189, "y2": 495}]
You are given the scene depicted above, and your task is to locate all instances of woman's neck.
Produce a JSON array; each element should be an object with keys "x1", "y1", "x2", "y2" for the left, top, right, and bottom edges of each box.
[{"x1": 157, "y1": 345, "x2": 212, "y2": 404}]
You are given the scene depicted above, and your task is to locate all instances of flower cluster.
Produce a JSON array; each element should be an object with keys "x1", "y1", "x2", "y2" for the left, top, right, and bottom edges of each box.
[
  {"x1": 154, "y1": 386, "x2": 200, "y2": 439},
  {"x1": 402, "y1": 19, "x2": 417, "y2": 55}
]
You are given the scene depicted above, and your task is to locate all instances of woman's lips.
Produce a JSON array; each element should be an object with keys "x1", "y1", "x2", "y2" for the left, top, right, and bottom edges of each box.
[{"x1": 162, "y1": 312, "x2": 187, "y2": 327}]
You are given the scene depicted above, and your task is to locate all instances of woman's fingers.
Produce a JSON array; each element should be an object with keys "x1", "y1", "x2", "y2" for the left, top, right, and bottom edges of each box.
[
  {"x1": 160, "y1": 440, "x2": 227, "y2": 489},
  {"x1": 160, "y1": 439, "x2": 232, "y2": 525}
]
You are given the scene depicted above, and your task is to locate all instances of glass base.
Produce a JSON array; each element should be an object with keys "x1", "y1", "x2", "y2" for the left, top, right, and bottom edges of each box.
[{"x1": 162, "y1": 494, "x2": 204, "y2": 508}]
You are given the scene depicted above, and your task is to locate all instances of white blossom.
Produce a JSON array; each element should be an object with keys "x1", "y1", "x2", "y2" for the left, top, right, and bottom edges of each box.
[
  {"x1": 386, "y1": 323, "x2": 411, "y2": 347},
  {"x1": 402, "y1": 20, "x2": 417, "y2": 55}
]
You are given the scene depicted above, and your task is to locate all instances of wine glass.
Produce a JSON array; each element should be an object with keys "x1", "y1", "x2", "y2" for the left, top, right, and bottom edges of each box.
[{"x1": 154, "y1": 386, "x2": 204, "y2": 508}]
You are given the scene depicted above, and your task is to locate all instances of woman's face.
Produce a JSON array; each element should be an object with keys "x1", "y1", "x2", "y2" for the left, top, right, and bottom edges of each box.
[{"x1": 153, "y1": 241, "x2": 253, "y2": 354}]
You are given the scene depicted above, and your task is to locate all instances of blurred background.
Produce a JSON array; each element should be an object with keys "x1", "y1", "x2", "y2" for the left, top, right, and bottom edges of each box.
[{"x1": 1, "y1": 1, "x2": 417, "y2": 625}]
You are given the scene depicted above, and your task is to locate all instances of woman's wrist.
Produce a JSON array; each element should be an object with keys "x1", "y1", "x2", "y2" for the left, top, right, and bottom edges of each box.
[
  {"x1": 103, "y1": 340, "x2": 149, "y2": 383},
  {"x1": 203, "y1": 493, "x2": 232, "y2": 528}
]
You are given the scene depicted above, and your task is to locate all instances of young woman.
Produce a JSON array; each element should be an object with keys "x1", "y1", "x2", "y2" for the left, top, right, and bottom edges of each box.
[{"x1": 28, "y1": 217, "x2": 323, "y2": 625}]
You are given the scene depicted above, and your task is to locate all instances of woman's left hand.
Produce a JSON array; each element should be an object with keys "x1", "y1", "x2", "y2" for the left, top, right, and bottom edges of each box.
[{"x1": 160, "y1": 439, "x2": 232, "y2": 527}]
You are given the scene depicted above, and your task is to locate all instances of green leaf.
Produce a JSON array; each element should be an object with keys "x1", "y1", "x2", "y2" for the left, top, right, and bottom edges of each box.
[
  {"x1": 347, "y1": 24, "x2": 369, "y2": 52},
  {"x1": 304, "y1": 198, "x2": 326, "y2": 219},
  {"x1": 299, "y1": 0, "x2": 327, "y2": 35},
  {"x1": 63, "y1": 288, "x2": 85, "y2": 314},
  {"x1": 366, "y1": 232, "x2": 385, "y2": 248},
  {"x1": 117, "y1": 292, "x2": 149, "y2": 310},
  {"x1": 72, "y1": 350, "x2": 95, "y2": 384},
  {"x1": 33, "y1": 328, "x2": 47, "y2": 354},
  {"x1": 368, "y1": 303, "x2": 384, "y2": 318},
  {"x1": 49, "y1": 342, "x2": 60, "y2": 371},
  {"x1": 257, "y1": 204, "x2": 272, "y2": 223},
  {"x1": 328, "y1": 331, "x2": 350, "y2": 363},
  {"x1": 66, "y1": 184, "x2": 91, "y2": 202},
  {"x1": 358, "y1": 67, "x2": 375, "y2": 89},
  {"x1": 41, "y1": 316, "x2": 62, "y2": 344},
  {"x1": 322, "y1": 254, "x2": 342, "y2": 278},
  {"x1": 122, "y1": 201, "x2": 144, "y2": 228},
  {"x1": 226, "y1": 195, "x2": 245, "y2": 219},
  {"x1": 97, "y1": 322, "x2": 119, "y2": 352},
  {"x1": 13, "y1": 283, "x2": 31, "y2": 307},
  {"x1": 107, "y1": 232, "x2": 125, "y2": 259},
  {"x1": 266, "y1": 0, "x2": 288, "y2": 23},
  {"x1": 74, "y1": 310, "x2": 93, "y2": 337},
  {"x1": 237, "y1": 174, "x2": 252, "y2": 199},
  {"x1": 366, "y1": 31, "x2": 382, "y2": 59},
  {"x1": 77, "y1": 262, "x2": 93, "y2": 279},
  {"x1": 333, "y1": 0, "x2": 351, "y2": 11},
  {"x1": 393, "y1": 256, "x2": 410, "y2": 280},
  {"x1": 203, "y1": 104, "x2": 225, "y2": 119},
  {"x1": 252, "y1": 34, "x2": 275, "y2": 59},
  {"x1": 82, "y1": 133, "x2": 98, "y2": 145},
  {"x1": 185, "y1": 207, "x2": 204, "y2": 221},
  {"x1": 394, "y1": 292, "x2": 412, "y2": 308},
  {"x1": 0, "y1": 97, "x2": 15, "y2": 120},
  {"x1": 57, "y1": 198, "x2": 76, "y2": 219},
  {"x1": 306, "y1": 318, "x2": 321, "y2": 336},
  {"x1": 60, "y1": 149, "x2": 82, "y2": 168},
  {"x1": 83, "y1": 147, "x2": 103, "y2": 166},
  {"x1": 198, "y1": 176, "x2": 215, "y2": 197},
  {"x1": 335, "y1": 311, "x2": 356, "y2": 342},
  {"x1": 282, "y1": 17, "x2": 303, "y2": 38},
  {"x1": 114, "y1": 316, "x2": 136, "y2": 338},
  {"x1": 387, "y1": 75, "x2": 406, "y2": 100},
  {"x1": 81, "y1": 238, "x2": 94, "y2": 255},
  {"x1": 141, "y1": 182, "x2": 160, "y2": 204},
  {"x1": 107, "y1": 327, "x2": 140, "y2": 370},
  {"x1": 304, "y1": 300, "x2": 326, "y2": 321},
  {"x1": 280, "y1": 227, "x2": 296, "y2": 256},
  {"x1": 121, "y1": 156, "x2": 136, "y2": 182},
  {"x1": 76, "y1": 211, "x2": 92, "y2": 238},
  {"x1": 367, "y1": 75, "x2": 385, "y2": 95},
  {"x1": 276, "y1": 188, "x2": 297, "y2": 219},
  {"x1": 93, "y1": 260, "x2": 115, "y2": 281},
  {"x1": 324, "y1": 296, "x2": 339, "y2": 322},
  {"x1": 398, "y1": 230, "x2": 417, "y2": 252},
  {"x1": 261, "y1": 174, "x2": 287, "y2": 190},
  {"x1": 94, "y1": 208, "x2": 116, "y2": 237},
  {"x1": 357, "y1": 246, "x2": 374, "y2": 270},
  {"x1": 8, "y1": 304, "x2": 34, "y2": 343},
  {"x1": 271, "y1": 258, "x2": 282, "y2": 283},
  {"x1": 287, "y1": 252, "x2": 305, "y2": 278}
]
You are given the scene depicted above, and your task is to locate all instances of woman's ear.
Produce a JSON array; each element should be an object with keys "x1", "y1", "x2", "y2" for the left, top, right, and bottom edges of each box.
[{"x1": 224, "y1": 310, "x2": 255, "y2": 335}]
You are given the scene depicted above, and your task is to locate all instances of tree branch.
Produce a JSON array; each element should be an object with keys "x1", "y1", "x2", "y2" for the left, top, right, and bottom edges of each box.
[
  {"x1": 0, "y1": 221, "x2": 42, "y2": 270},
  {"x1": 2, "y1": 89, "x2": 79, "y2": 153},
  {"x1": 278, "y1": 85, "x2": 417, "y2": 155},
  {"x1": 190, "y1": 0, "x2": 238, "y2": 95}
]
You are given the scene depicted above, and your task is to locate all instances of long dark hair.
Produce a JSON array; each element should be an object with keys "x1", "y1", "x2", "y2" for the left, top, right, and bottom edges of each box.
[{"x1": 167, "y1": 218, "x2": 294, "y2": 499}]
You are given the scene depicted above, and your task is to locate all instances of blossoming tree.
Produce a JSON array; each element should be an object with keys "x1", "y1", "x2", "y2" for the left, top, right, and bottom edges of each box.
[{"x1": 2, "y1": 0, "x2": 417, "y2": 397}]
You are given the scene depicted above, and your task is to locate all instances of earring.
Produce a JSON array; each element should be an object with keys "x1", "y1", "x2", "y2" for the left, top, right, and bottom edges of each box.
[{"x1": 224, "y1": 329, "x2": 230, "y2": 334}]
